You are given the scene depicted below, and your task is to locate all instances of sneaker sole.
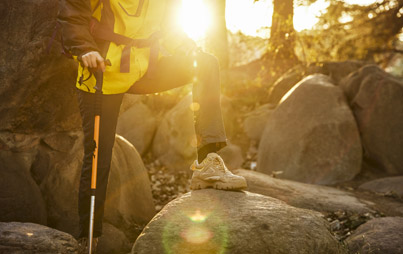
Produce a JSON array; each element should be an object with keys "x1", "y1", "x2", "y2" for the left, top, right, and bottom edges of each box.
[{"x1": 190, "y1": 178, "x2": 247, "y2": 190}]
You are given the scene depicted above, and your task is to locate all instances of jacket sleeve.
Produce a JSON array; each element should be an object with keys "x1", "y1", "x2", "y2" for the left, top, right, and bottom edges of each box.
[{"x1": 58, "y1": 0, "x2": 100, "y2": 57}]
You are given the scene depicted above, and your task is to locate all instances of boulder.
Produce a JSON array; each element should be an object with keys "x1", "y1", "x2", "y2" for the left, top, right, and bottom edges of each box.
[
  {"x1": 132, "y1": 190, "x2": 347, "y2": 254},
  {"x1": 0, "y1": 133, "x2": 47, "y2": 225},
  {"x1": 258, "y1": 74, "x2": 362, "y2": 185},
  {"x1": 97, "y1": 223, "x2": 131, "y2": 254},
  {"x1": 340, "y1": 65, "x2": 403, "y2": 175},
  {"x1": 0, "y1": 222, "x2": 77, "y2": 254},
  {"x1": 116, "y1": 102, "x2": 157, "y2": 155},
  {"x1": 359, "y1": 176, "x2": 403, "y2": 199},
  {"x1": 235, "y1": 169, "x2": 372, "y2": 214},
  {"x1": 39, "y1": 133, "x2": 155, "y2": 240},
  {"x1": 243, "y1": 103, "x2": 274, "y2": 142},
  {"x1": 0, "y1": 0, "x2": 81, "y2": 133},
  {"x1": 345, "y1": 217, "x2": 403, "y2": 254}
]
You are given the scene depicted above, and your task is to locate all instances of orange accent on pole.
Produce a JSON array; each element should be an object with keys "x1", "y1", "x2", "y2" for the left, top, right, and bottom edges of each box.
[{"x1": 91, "y1": 115, "x2": 100, "y2": 189}]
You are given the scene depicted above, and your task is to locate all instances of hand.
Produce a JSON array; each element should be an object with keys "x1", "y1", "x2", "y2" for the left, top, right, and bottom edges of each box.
[{"x1": 81, "y1": 51, "x2": 106, "y2": 72}]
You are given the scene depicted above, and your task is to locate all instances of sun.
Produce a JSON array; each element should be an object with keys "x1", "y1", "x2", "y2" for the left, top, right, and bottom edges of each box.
[{"x1": 180, "y1": 0, "x2": 211, "y2": 42}]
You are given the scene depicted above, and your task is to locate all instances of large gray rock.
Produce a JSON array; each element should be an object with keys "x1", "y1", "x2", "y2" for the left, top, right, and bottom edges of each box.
[
  {"x1": 258, "y1": 74, "x2": 362, "y2": 184},
  {"x1": 40, "y1": 133, "x2": 156, "y2": 240},
  {"x1": 341, "y1": 65, "x2": 403, "y2": 175},
  {"x1": 345, "y1": 217, "x2": 403, "y2": 254},
  {"x1": 132, "y1": 190, "x2": 347, "y2": 254},
  {"x1": 0, "y1": 133, "x2": 47, "y2": 225},
  {"x1": 359, "y1": 176, "x2": 403, "y2": 199},
  {"x1": 0, "y1": 0, "x2": 80, "y2": 133},
  {"x1": 0, "y1": 222, "x2": 77, "y2": 254},
  {"x1": 116, "y1": 101, "x2": 157, "y2": 155},
  {"x1": 235, "y1": 169, "x2": 372, "y2": 214}
]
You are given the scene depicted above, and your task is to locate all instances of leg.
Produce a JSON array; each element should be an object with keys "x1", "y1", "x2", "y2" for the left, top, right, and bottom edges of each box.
[
  {"x1": 191, "y1": 53, "x2": 227, "y2": 161},
  {"x1": 77, "y1": 90, "x2": 124, "y2": 238},
  {"x1": 127, "y1": 52, "x2": 227, "y2": 161}
]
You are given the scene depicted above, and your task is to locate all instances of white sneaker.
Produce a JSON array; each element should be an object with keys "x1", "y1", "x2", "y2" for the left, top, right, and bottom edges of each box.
[{"x1": 190, "y1": 153, "x2": 247, "y2": 190}]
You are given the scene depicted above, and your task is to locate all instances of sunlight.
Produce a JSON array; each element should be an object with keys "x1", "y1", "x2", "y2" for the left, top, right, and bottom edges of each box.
[
  {"x1": 179, "y1": 0, "x2": 380, "y2": 39},
  {"x1": 294, "y1": 1, "x2": 330, "y2": 31},
  {"x1": 181, "y1": 225, "x2": 213, "y2": 244},
  {"x1": 224, "y1": 0, "x2": 379, "y2": 36},
  {"x1": 180, "y1": 0, "x2": 211, "y2": 41},
  {"x1": 226, "y1": 0, "x2": 272, "y2": 38}
]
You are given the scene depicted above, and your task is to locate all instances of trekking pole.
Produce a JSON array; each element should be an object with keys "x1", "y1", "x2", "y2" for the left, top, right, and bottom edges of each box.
[{"x1": 88, "y1": 68, "x2": 103, "y2": 254}]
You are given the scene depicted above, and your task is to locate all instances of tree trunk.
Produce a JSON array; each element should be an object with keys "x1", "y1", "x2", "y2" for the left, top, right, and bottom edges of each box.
[
  {"x1": 205, "y1": 0, "x2": 229, "y2": 69},
  {"x1": 269, "y1": 0, "x2": 298, "y2": 75}
]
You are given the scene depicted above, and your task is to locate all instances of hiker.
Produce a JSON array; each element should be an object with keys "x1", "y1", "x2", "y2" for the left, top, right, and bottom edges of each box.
[{"x1": 58, "y1": 0, "x2": 247, "y2": 253}]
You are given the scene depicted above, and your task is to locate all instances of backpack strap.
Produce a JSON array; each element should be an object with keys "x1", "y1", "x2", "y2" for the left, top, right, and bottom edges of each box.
[{"x1": 89, "y1": 18, "x2": 161, "y2": 76}]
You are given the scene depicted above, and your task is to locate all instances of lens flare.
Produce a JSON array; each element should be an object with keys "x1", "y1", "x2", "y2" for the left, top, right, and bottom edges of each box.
[
  {"x1": 181, "y1": 225, "x2": 213, "y2": 244},
  {"x1": 189, "y1": 102, "x2": 200, "y2": 112},
  {"x1": 162, "y1": 200, "x2": 229, "y2": 254},
  {"x1": 189, "y1": 209, "x2": 207, "y2": 222}
]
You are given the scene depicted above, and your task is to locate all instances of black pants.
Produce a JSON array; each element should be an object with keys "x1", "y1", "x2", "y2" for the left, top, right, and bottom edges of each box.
[{"x1": 77, "y1": 52, "x2": 227, "y2": 238}]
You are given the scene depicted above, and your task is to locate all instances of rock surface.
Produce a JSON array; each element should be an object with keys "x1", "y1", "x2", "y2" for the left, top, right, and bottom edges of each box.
[
  {"x1": 97, "y1": 223, "x2": 131, "y2": 254},
  {"x1": 0, "y1": 0, "x2": 80, "y2": 133},
  {"x1": 0, "y1": 133, "x2": 47, "y2": 225},
  {"x1": 0, "y1": 222, "x2": 77, "y2": 254},
  {"x1": 341, "y1": 65, "x2": 403, "y2": 175},
  {"x1": 258, "y1": 74, "x2": 362, "y2": 185},
  {"x1": 116, "y1": 101, "x2": 157, "y2": 155},
  {"x1": 132, "y1": 189, "x2": 346, "y2": 254},
  {"x1": 243, "y1": 103, "x2": 274, "y2": 142},
  {"x1": 359, "y1": 176, "x2": 403, "y2": 199},
  {"x1": 235, "y1": 169, "x2": 372, "y2": 213},
  {"x1": 345, "y1": 217, "x2": 403, "y2": 254}
]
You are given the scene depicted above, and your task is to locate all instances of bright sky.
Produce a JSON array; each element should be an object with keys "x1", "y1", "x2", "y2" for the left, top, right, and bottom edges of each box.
[{"x1": 181, "y1": 0, "x2": 379, "y2": 40}]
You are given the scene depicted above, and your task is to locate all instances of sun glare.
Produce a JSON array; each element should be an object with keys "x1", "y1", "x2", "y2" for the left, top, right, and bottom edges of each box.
[
  {"x1": 294, "y1": 1, "x2": 330, "y2": 31},
  {"x1": 180, "y1": 0, "x2": 211, "y2": 42},
  {"x1": 179, "y1": 0, "x2": 380, "y2": 39}
]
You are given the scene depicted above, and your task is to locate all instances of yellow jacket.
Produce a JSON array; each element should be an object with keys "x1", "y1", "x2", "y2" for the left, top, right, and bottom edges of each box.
[{"x1": 58, "y1": 0, "x2": 191, "y2": 94}]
